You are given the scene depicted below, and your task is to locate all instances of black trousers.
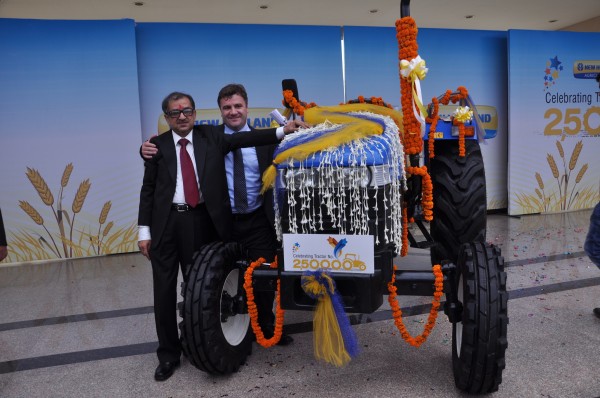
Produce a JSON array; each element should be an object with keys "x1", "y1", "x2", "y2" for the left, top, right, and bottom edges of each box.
[
  {"x1": 231, "y1": 208, "x2": 279, "y2": 329},
  {"x1": 150, "y1": 204, "x2": 217, "y2": 363}
]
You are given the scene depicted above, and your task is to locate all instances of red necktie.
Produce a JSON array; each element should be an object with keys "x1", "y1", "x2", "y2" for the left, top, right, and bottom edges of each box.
[{"x1": 178, "y1": 138, "x2": 200, "y2": 207}]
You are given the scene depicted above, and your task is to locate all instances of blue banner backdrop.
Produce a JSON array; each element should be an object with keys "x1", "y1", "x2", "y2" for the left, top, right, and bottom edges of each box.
[
  {"x1": 135, "y1": 23, "x2": 344, "y2": 139},
  {"x1": 0, "y1": 19, "x2": 143, "y2": 263},
  {"x1": 508, "y1": 30, "x2": 600, "y2": 215}
]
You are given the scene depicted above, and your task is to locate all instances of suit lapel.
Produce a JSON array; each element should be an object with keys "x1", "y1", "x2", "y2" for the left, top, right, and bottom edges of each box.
[
  {"x1": 193, "y1": 126, "x2": 207, "y2": 185},
  {"x1": 160, "y1": 133, "x2": 177, "y2": 185}
]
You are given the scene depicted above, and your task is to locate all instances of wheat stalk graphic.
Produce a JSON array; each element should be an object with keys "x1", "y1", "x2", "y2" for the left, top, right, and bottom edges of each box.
[
  {"x1": 20, "y1": 164, "x2": 94, "y2": 258},
  {"x1": 96, "y1": 201, "x2": 112, "y2": 255},
  {"x1": 13, "y1": 164, "x2": 138, "y2": 261},
  {"x1": 69, "y1": 179, "x2": 91, "y2": 257},
  {"x1": 534, "y1": 139, "x2": 588, "y2": 212},
  {"x1": 18, "y1": 200, "x2": 61, "y2": 257}
]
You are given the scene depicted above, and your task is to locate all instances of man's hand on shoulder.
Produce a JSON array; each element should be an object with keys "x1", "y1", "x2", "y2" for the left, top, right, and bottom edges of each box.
[
  {"x1": 141, "y1": 134, "x2": 159, "y2": 160},
  {"x1": 283, "y1": 119, "x2": 310, "y2": 135}
]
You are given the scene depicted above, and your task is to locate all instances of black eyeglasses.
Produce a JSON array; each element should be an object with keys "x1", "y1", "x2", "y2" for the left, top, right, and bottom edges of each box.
[{"x1": 165, "y1": 108, "x2": 194, "y2": 118}]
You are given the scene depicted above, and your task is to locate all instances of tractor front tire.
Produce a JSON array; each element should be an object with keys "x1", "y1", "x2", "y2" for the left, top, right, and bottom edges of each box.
[
  {"x1": 179, "y1": 241, "x2": 253, "y2": 374},
  {"x1": 452, "y1": 242, "x2": 508, "y2": 394},
  {"x1": 429, "y1": 139, "x2": 487, "y2": 265}
]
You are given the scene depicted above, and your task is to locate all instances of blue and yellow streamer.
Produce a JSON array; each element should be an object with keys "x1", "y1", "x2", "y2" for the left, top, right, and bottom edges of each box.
[
  {"x1": 301, "y1": 269, "x2": 359, "y2": 367},
  {"x1": 261, "y1": 104, "x2": 403, "y2": 193}
]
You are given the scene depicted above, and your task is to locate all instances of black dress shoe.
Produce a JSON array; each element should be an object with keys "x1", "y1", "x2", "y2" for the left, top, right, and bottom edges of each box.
[
  {"x1": 594, "y1": 308, "x2": 600, "y2": 319},
  {"x1": 154, "y1": 360, "x2": 180, "y2": 381},
  {"x1": 277, "y1": 333, "x2": 294, "y2": 346}
]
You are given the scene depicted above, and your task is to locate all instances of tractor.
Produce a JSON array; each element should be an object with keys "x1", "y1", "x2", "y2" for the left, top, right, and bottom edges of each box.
[{"x1": 177, "y1": 0, "x2": 507, "y2": 394}]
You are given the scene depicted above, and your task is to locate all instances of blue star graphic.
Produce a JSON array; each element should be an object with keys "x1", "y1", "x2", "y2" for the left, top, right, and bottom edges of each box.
[{"x1": 550, "y1": 56, "x2": 562, "y2": 70}]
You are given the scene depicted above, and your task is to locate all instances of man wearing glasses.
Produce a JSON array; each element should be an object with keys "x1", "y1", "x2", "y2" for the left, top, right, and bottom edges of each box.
[{"x1": 138, "y1": 91, "x2": 305, "y2": 381}]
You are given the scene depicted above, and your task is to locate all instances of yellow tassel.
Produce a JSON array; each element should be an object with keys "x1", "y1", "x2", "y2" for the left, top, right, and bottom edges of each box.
[
  {"x1": 302, "y1": 273, "x2": 351, "y2": 367},
  {"x1": 313, "y1": 294, "x2": 351, "y2": 367}
]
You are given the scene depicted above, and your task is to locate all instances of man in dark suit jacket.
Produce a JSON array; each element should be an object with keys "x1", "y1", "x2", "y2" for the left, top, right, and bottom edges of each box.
[
  {"x1": 138, "y1": 91, "x2": 303, "y2": 381},
  {"x1": 215, "y1": 84, "x2": 287, "y2": 342},
  {"x1": 0, "y1": 208, "x2": 7, "y2": 262}
]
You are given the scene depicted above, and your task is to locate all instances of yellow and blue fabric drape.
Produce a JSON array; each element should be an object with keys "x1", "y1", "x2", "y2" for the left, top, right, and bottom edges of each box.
[
  {"x1": 261, "y1": 104, "x2": 403, "y2": 193},
  {"x1": 301, "y1": 269, "x2": 359, "y2": 367}
]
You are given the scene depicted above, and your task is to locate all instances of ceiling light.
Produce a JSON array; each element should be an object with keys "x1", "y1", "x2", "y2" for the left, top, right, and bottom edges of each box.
[
  {"x1": 549, "y1": 19, "x2": 558, "y2": 23},
  {"x1": 370, "y1": 9, "x2": 378, "y2": 14},
  {"x1": 465, "y1": 15, "x2": 474, "y2": 19},
  {"x1": 134, "y1": 1, "x2": 144, "y2": 6},
  {"x1": 260, "y1": 5, "x2": 268, "y2": 9}
]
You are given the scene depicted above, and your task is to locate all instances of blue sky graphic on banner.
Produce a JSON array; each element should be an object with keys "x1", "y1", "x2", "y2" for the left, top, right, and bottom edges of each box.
[
  {"x1": 136, "y1": 23, "x2": 343, "y2": 139},
  {"x1": 0, "y1": 19, "x2": 143, "y2": 262},
  {"x1": 508, "y1": 30, "x2": 600, "y2": 215},
  {"x1": 344, "y1": 26, "x2": 508, "y2": 209}
]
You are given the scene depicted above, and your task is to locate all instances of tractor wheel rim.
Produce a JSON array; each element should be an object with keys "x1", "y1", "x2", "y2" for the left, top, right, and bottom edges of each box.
[
  {"x1": 455, "y1": 274, "x2": 464, "y2": 356},
  {"x1": 220, "y1": 269, "x2": 250, "y2": 346}
]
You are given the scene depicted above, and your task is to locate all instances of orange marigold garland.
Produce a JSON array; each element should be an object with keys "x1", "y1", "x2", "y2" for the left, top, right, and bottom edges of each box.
[
  {"x1": 405, "y1": 166, "x2": 433, "y2": 221},
  {"x1": 345, "y1": 96, "x2": 393, "y2": 109},
  {"x1": 387, "y1": 264, "x2": 444, "y2": 347},
  {"x1": 243, "y1": 257, "x2": 285, "y2": 348},
  {"x1": 455, "y1": 120, "x2": 466, "y2": 157},
  {"x1": 451, "y1": 86, "x2": 469, "y2": 157},
  {"x1": 425, "y1": 96, "x2": 440, "y2": 158},
  {"x1": 401, "y1": 205, "x2": 409, "y2": 257},
  {"x1": 282, "y1": 90, "x2": 316, "y2": 116},
  {"x1": 427, "y1": 87, "x2": 471, "y2": 158},
  {"x1": 396, "y1": 17, "x2": 423, "y2": 155}
]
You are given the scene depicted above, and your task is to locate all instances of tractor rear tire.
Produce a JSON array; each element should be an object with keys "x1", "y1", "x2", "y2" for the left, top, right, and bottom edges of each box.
[
  {"x1": 429, "y1": 139, "x2": 487, "y2": 265},
  {"x1": 452, "y1": 242, "x2": 508, "y2": 394},
  {"x1": 179, "y1": 241, "x2": 253, "y2": 374}
]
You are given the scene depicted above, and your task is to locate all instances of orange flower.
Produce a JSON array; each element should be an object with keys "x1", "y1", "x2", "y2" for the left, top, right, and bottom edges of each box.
[
  {"x1": 346, "y1": 96, "x2": 393, "y2": 109},
  {"x1": 387, "y1": 264, "x2": 444, "y2": 347},
  {"x1": 401, "y1": 206, "x2": 409, "y2": 257},
  {"x1": 426, "y1": 87, "x2": 470, "y2": 157},
  {"x1": 282, "y1": 90, "x2": 315, "y2": 116},
  {"x1": 243, "y1": 257, "x2": 285, "y2": 347},
  {"x1": 454, "y1": 120, "x2": 467, "y2": 157},
  {"x1": 426, "y1": 97, "x2": 440, "y2": 158},
  {"x1": 406, "y1": 166, "x2": 433, "y2": 221},
  {"x1": 396, "y1": 17, "x2": 423, "y2": 156}
]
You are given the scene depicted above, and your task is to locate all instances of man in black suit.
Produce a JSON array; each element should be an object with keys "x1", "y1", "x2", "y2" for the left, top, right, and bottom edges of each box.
[
  {"x1": 0, "y1": 208, "x2": 7, "y2": 262},
  {"x1": 138, "y1": 91, "x2": 304, "y2": 381}
]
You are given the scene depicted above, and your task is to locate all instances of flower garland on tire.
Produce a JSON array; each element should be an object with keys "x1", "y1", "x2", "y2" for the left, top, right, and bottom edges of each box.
[
  {"x1": 387, "y1": 264, "x2": 444, "y2": 347},
  {"x1": 243, "y1": 257, "x2": 285, "y2": 348},
  {"x1": 405, "y1": 166, "x2": 433, "y2": 221}
]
